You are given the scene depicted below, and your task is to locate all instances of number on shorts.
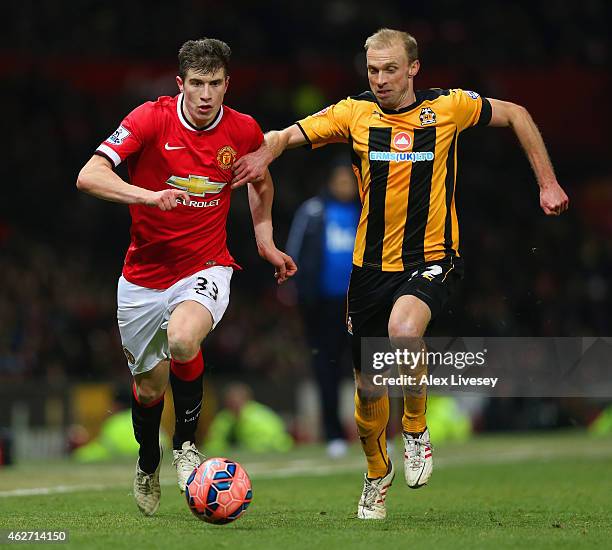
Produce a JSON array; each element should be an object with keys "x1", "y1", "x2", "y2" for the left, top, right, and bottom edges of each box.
[{"x1": 194, "y1": 277, "x2": 219, "y2": 301}]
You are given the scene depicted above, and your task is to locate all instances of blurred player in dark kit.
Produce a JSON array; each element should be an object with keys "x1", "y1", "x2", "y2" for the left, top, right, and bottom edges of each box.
[{"x1": 287, "y1": 160, "x2": 360, "y2": 457}]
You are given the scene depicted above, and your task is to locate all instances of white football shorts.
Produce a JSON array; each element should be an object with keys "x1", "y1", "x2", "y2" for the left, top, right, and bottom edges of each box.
[{"x1": 117, "y1": 266, "x2": 232, "y2": 376}]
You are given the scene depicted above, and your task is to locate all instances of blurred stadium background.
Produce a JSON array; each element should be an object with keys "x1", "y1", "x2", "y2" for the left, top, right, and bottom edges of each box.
[{"x1": 1, "y1": 0, "x2": 611, "y2": 467}]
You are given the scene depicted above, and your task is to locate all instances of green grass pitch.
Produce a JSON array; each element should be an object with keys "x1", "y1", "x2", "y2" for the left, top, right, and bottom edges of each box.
[{"x1": 1, "y1": 432, "x2": 611, "y2": 549}]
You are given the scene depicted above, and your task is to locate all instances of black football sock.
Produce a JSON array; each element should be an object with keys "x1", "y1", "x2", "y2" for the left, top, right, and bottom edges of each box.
[
  {"x1": 131, "y1": 384, "x2": 164, "y2": 474},
  {"x1": 170, "y1": 352, "x2": 204, "y2": 450}
]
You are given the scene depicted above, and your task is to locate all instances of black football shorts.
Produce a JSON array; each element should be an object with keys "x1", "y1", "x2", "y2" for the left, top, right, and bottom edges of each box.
[{"x1": 346, "y1": 257, "x2": 463, "y2": 337}]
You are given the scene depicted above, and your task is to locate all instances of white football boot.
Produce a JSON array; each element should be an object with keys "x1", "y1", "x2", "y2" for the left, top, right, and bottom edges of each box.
[
  {"x1": 172, "y1": 441, "x2": 205, "y2": 493},
  {"x1": 403, "y1": 428, "x2": 433, "y2": 488},
  {"x1": 133, "y1": 448, "x2": 162, "y2": 516},
  {"x1": 357, "y1": 461, "x2": 395, "y2": 520}
]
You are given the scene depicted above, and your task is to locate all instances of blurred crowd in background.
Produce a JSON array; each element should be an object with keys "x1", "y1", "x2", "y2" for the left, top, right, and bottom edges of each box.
[
  {"x1": 1, "y1": 1, "x2": 611, "y2": 432},
  {"x1": 4, "y1": 0, "x2": 609, "y2": 66}
]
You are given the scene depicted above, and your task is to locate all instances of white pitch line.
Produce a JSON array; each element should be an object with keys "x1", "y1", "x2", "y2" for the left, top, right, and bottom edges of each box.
[
  {"x1": 0, "y1": 483, "x2": 113, "y2": 498},
  {"x1": 1, "y1": 444, "x2": 611, "y2": 498}
]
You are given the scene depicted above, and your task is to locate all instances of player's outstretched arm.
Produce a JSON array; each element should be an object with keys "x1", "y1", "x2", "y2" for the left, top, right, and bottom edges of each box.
[
  {"x1": 488, "y1": 98, "x2": 569, "y2": 216},
  {"x1": 77, "y1": 155, "x2": 189, "y2": 211},
  {"x1": 247, "y1": 169, "x2": 297, "y2": 284},
  {"x1": 232, "y1": 125, "x2": 307, "y2": 189}
]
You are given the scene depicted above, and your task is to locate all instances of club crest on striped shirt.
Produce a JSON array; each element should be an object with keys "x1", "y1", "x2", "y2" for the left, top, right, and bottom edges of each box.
[{"x1": 419, "y1": 107, "x2": 437, "y2": 126}]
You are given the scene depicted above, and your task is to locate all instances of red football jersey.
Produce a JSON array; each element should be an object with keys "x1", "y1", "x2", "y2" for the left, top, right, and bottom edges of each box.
[{"x1": 95, "y1": 94, "x2": 263, "y2": 289}]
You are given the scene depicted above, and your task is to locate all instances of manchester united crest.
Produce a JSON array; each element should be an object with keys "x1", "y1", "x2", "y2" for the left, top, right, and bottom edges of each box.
[
  {"x1": 216, "y1": 145, "x2": 237, "y2": 170},
  {"x1": 419, "y1": 107, "x2": 437, "y2": 126}
]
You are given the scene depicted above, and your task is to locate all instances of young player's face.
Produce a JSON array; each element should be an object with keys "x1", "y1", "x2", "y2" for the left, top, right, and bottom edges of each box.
[
  {"x1": 177, "y1": 68, "x2": 229, "y2": 127},
  {"x1": 366, "y1": 43, "x2": 419, "y2": 110}
]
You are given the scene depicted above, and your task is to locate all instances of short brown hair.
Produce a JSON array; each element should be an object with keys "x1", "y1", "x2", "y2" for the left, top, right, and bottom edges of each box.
[
  {"x1": 364, "y1": 28, "x2": 418, "y2": 63},
  {"x1": 178, "y1": 38, "x2": 231, "y2": 79}
]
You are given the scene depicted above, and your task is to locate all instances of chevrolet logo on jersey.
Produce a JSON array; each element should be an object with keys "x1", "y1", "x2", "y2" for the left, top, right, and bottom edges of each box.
[{"x1": 166, "y1": 175, "x2": 227, "y2": 197}]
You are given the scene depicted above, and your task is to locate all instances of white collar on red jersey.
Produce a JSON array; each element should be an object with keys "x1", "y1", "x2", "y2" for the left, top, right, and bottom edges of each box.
[{"x1": 176, "y1": 93, "x2": 224, "y2": 132}]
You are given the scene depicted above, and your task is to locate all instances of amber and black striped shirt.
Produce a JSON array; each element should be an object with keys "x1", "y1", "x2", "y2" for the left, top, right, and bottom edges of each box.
[{"x1": 297, "y1": 88, "x2": 492, "y2": 271}]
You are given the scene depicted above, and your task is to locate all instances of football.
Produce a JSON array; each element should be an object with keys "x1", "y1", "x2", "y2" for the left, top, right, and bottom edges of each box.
[{"x1": 185, "y1": 457, "x2": 253, "y2": 524}]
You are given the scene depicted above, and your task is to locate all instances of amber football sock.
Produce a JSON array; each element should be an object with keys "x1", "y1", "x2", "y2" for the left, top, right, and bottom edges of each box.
[
  {"x1": 401, "y1": 360, "x2": 428, "y2": 433},
  {"x1": 354, "y1": 391, "x2": 390, "y2": 478}
]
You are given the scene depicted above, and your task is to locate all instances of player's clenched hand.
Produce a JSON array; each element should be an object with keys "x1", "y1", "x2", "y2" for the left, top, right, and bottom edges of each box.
[
  {"x1": 231, "y1": 149, "x2": 271, "y2": 189},
  {"x1": 258, "y1": 245, "x2": 298, "y2": 284},
  {"x1": 540, "y1": 181, "x2": 569, "y2": 216},
  {"x1": 145, "y1": 189, "x2": 190, "y2": 211}
]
